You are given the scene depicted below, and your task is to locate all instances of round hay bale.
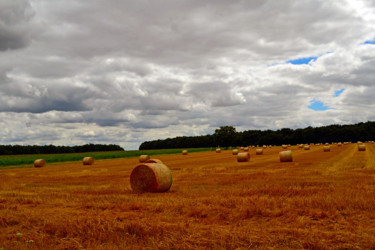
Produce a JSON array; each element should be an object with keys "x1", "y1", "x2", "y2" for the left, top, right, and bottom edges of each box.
[
  {"x1": 263, "y1": 145, "x2": 267, "y2": 149},
  {"x1": 244, "y1": 147, "x2": 249, "y2": 151},
  {"x1": 216, "y1": 148, "x2": 221, "y2": 153},
  {"x1": 282, "y1": 145, "x2": 288, "y2": 149},
  {"x1": 139, "y1": 155, "x2": 150, "y2": 162},
  {"x1": 323, "y1": 146, "x2": 331, "y2": 152},
  {"x1": 358, "y1": 144, "x2": 366, "y2": 151},
  {"x1": 256, "y1": 149, "x2": 263, "y2": 155},
  {"x1": 279, "y1": 150, "x2": 292, "y2": 162},
  {"x1": 298, "y1": 144, "x2": 303, "y2": 148},
  {"x1": 237, "y1": 152, "x2": 250, "y2": 162},
  {"x1": 34, "y1": 159, "x2": 46, "y2": 168},
  {"x1": 182, "y1": 150, "x2": 188, "y2": 155},
  {"x1": 83, "y1": 157, "x2": 94, "y2": 165},
  {"x1": 130, "y1": 162, "x2": 172, "y2": 193},
  {"x1": 304, "y1": 145, "x2": 310, "y2": 150},
  {"x1": 145, "y1": 159, "x2": 163, "y2": 164},
  {"x1": 338, "y1": 142, "x2": 342, "y2": 147},
  {"x1": 232, "y1": 149, "x2": 239, "y2": 155},
  {"x1": 325, "y1": 143, "x2": 330, "y2": 146},
  {"x1": 240, "y1": 147, "x2": 244, "y2": 150}
]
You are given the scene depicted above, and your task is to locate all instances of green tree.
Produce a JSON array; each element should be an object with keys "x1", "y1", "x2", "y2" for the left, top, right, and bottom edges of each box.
[{"x1": 213, "y1": 126, "x2": 237, "y2": 147}]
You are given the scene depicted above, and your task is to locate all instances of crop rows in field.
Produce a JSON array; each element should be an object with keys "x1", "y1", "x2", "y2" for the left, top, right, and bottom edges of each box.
[{"x1": 0, "y1": 143, "x2": 375, "y2": 249}]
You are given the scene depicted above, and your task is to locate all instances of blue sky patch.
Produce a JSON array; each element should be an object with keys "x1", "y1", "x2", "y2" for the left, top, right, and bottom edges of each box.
[
  {"x1": 308, "y1": 100, "x2": 332, "y2": 111},
  {"x1": 287, "y1": 56, "x2": 317, "y2": 65},
  {"x1": 364, "y1": 38, "x2": 375, "y2": 44},
  {"x1": 334, "y1": 88, "x2": 345, "y2": 97}
]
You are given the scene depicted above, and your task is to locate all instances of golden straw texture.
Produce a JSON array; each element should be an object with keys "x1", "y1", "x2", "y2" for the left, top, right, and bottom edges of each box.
[
  {"x1": 130, "y1": 163, "x2": 172, "y2": 193},
  {"x1": 237, "y1": 152, "x2": 250, "y2": 162},
  {"x1": 34, "y1": 159, "x2": 46, "y2": 168},
  {"x1": 279, "y1": 150, "x2": 293, "y2": 162},
  {"x1": 139, "y1": 155, "x2": 151, "y2": 162},
  {"x1": 83, "y1": 157, "x2": 94, "y2": 165}
]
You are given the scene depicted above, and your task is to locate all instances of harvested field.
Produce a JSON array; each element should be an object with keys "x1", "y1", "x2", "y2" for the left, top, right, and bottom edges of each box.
[{"x1": 1, "y1": 143, "x2": 375, "y2": 249}]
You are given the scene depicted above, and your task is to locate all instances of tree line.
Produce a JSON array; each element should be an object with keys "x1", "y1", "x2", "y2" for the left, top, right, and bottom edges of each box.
[
  {"x1": 0, "y1": 144, "x2": 124, "y2": 155},
  {"x1": 139, "y1": 121, "x2": 375, "y2": 149}
]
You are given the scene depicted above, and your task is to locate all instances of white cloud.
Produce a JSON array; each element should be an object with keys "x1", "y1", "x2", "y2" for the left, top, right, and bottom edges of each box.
[{"x1": 0, "y1": 0, "x2": 375, "y2": 149}]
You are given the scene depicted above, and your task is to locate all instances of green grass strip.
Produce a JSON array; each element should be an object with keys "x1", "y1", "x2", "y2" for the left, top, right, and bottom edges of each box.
[{"x1": 0, "y1": 148, "x2": 217, "y2": 169}]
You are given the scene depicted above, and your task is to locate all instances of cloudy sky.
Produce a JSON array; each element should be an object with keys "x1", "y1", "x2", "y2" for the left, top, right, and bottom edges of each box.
[{"x1": 1, "y1": 0, "x2": 375, "y2": 149}]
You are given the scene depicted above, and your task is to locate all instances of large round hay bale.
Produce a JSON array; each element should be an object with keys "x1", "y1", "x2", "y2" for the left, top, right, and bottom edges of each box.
[
  {"x1": 130, "y1": 162, "x2": 172, "y2": 193},
  {"x1": 232, "y1": 149, "x2": 239, "y2": 155},
  {"x1": 256, "y1": 149, "x2": 263, "y2": 155},
  {"x1": 304, "y1": 145, "x2": 310, "y2": 150},
  {"x1": 237, "y1": 152, "x2": 250, "y2": 162},
  {"x1": 182, "y1": 150, "x2": 188, "y2": 155},
  {"x1": 145, "y1": 159, "x2": 163, "y2": 164},
  {"x1": 279, "y1": 150, "x2": 292, "y2": 162},
  {"x1": 358, "y1": 144, "x2": 366, "y2": 151},
  {"x1": 139, "y1": 155, "x2": 150, "y2": 162},
  {"x1": 83, "y1": 157, "x2": 94, "y2": 165},
  {"x1": 216, "y1": 148, "x2": 221, "y2": 153},
  {"x1": 244, "y1": 147, "x2": 249, "y2": 151},
  {"x1": 34, "y1": 159, "x2": 46, "y2": 168},
  {"x1": 338, "y1": 142, "x2": 342, "y2": 147},
  {"x1": 282, "y1": 145, "x2": 288, "y2": 149},
  {"x1": 298, "y1": 144, "x2": 303, "y2": 148},
  {"x1": 240, "y1": 147, "x2": 244, "y2": 150},
  {"x1": 323, "y1": 146, "x2": 331, "y2": 152}
]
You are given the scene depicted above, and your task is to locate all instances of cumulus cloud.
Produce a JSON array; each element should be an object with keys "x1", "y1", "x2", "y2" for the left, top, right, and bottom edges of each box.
[{"x1": 0, "y1": 0, "x2": 375, "y2": 149}]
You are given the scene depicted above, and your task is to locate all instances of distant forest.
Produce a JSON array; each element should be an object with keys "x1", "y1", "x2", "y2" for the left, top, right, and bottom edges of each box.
[
  {"x1": 139, "y1": 121, "x2": 375, "y2": 150},
  {"x1": 0, "y1": 144, "x2": 124, "y2": 155}
]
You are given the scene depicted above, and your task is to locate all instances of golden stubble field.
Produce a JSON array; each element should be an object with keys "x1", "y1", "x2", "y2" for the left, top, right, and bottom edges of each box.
[{"x1": 1, "y1": 143, "x2": 375, "y2": 249}]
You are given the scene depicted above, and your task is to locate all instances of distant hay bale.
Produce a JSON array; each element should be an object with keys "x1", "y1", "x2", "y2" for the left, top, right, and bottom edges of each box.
[
  {"x1": 216, "y1": 148, "x2": 221, "y2": 153},
  {"x1": 323, "y1": 146, "x2": 331, "y2": 152},
  {"x1": 130, "y1": 162, "x2": 172, "y2": 193},
  {"x1": 338, "y1": 142, "x2": 342, "y2": 147},
  {"x1": 232, "y1": 149, "x2": 239, "y2": 155},
  {"x1": 145, "y1": 159, "x2": 163, "y2": 164},
  {"x1": 139, "y1": 155, "x2": 150, "y2": 162},
  {"x1": 182, "y1": 150, "x2": 188, "y2": 155},
  {"x1": 237, "y1": 152, "x2": 250, "y2": 162},
  {"x1": 240, "y1": 147, "x2": 244, "y2": 150},
  {"x1": 83, "y1": 157, "x2": 94, "y2": 165},
  {"x1": 304, "y1": 145, "x2": 310, "y2": 150},
  {"x1": 298, "y1": 144, "x2": 303, "y2": 148},
  {"x1": 282, "y1": 145, "x2": 288, "y2": 149},
  {"x1": 325, "y1": 143, "x2": 330, "y2": 146},
  {"x1": 279, "y1": 150, "x2": 293, "y2": 162},
  {"x1": 263, "y1": 145, "x2": 267, "y2": 149},
  {"x1": 358, "y1": 144, "x2": 366, "y2": 151},
  {"x1": 34, "y1": 159, "x2": 46, "y2": 168},
  {"x1": 256, "y1": 149, "x2": 263, "y2": 155}
]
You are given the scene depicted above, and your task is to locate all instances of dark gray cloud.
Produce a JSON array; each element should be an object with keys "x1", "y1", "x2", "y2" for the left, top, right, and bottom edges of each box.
[{"x1": 0, "y1": 0, "x2": 35, "y2": 50}]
